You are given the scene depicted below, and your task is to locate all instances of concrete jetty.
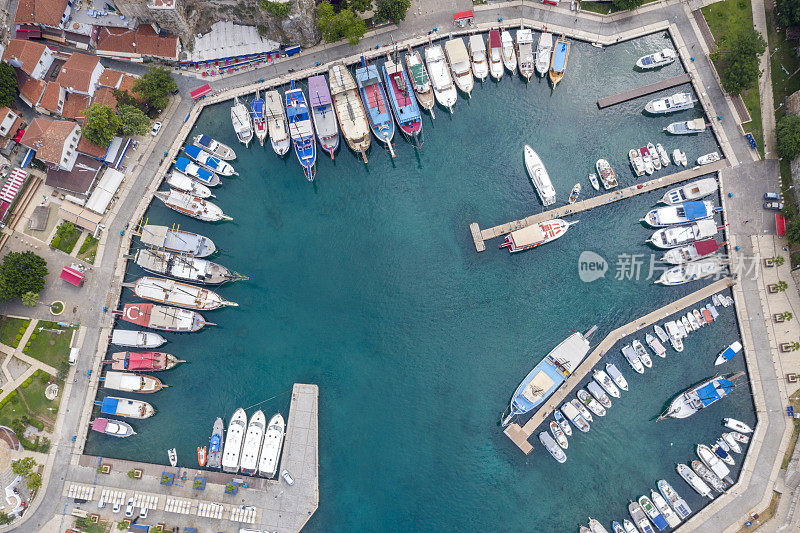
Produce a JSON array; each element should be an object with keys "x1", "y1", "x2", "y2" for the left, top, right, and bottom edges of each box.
[
  {"x1": 471, "y1": 159, "x2": 727, "y2": 252},
  {"x1": 597, "y1": 73, "x2": 692, "y2": 108},
  {"x1": 503, "y1": 277, "x2": 734, "y2": 454}
]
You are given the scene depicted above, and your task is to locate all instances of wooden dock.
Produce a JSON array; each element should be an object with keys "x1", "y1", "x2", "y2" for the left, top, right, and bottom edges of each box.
[
  {"x1": 503, "y1": 277, "x2": 735, "y2": 454},
  {"x1": 597, "y1": 73, "x2": 692, "y2": 108},
  {"x1": 471, "y1": 159, "x2": 727, "y2": 252}
]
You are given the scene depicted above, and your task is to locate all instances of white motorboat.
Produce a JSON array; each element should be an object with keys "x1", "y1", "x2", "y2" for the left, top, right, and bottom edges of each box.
[
  {"x1": 263, "y1": 90, "x2": 290, "y2": 156},
  {"x1": 654, "y1": 325, "x2": 669, "y2": 343},
  {"x1": 549, "y1": 420, "x2": 568, "y2": 449},
  {"x1": 588, "y1": 518, "x2": 609, "y2": 533},
  {"x1": 596, "y1": 159, "x2": 618, "y2": 190},
  {"x1": 659, "y1": 178, "x2": 718, "y2": 205},
  {"x1": 524, "y1": 145, "x2": 556, "y2": 205},
  {"x1": 713, "y1": 439, "x2": 735, "y2": 466},
  {"x1": 487, "y1": 30, "x2": 504, "y2": 80},
  {"x1": 687, "y1": 311, "x2": 700, "y2": 331},
  {"x1": 722, "y1": 433, "x2": 742, "y2": 453},
  {"x1": 621, "y1": 344, "x2": 644, "y2": 374},
  {"x1": 666, "y1": 118, "x2": 706, "y2": 135},
  {"x1": 561, "y1": 401, "x2": 590, "y2": 432},
  {"x1": 569, "y1": 398, "x2": 593, "y2": 423},
  {"x1": 673, "y1": 149, "x2": 688, "y2": 166},
  {"x1": 639, "y1": 146, "x2": 655, "y2": 175},
  {"x1": 651, "y1": 490, "x2": 682, "y2": 528},
  {"x1": 110, "y1": 329, "x2": 166, "y2": 348},
  {"x1": 154, "y1": 190, "x2": 232, "y2": 222},
  {"x1": 425, "y1": 44, "x2": 458, "y2": 113},
  {"x1": 694, "y1": 309, "x2": 707, "y2": 326},
  {"x1": 648, "y1": 219, "x2": 719, "y2": 248},
  {"x1": 629, "y1": 149, "x2": 646, "y2": 177},
  {"x1": 166, "y1": 171, "x2": 214, "y2": 199},
  {"x1": 554, "y1": 410, "x2": 572, "y2": 437},
  {"x1": 91, "y1": 417, "x2": 136, "y2": 438},
  {"x1": 645, "y1": 333, "x2": 667, "y2": 357},
  {"x1": 715, "y1": 341, "x2": 743, "y2": 366},
  {"x1": 605, "y1": 363, "x2": 629, "y2": 392},
  {"x1": 628, "y1": 501, "x2": 654, "y2": 533},
  {"x1": 193, "y1": 134, "x2": 236, "y2": 161},
  {"x1": 516, "y1": 28, "x2": 535, "y2": 80},
  {"x1": 500, "y1": 218, "x2": 574, "y2": 253},
  {"x1": 648, "y1": 143, "x2": 662, "y2": 170},
  {"x1": 588, "y1": 173, "x2": 600, "y2": 191},
  {"x1": 661, "y1": 239, "x2": 719, "y2": 264},
  {"x1": 444, "y1": 38, "x2": 474, "y2": 97},
  {"x1": 697, "y1": 152, "x2": 721, "y2": 165},
  {"x1": 578, "y1": 389, "x2": 607, "y2": 417},
  {"x1": 535, "y1": 31, "x2": 553, "y2": 77},
  {"x1": 622, "y1": 520, "x2": 638, "y2": 533},
  {"x1": 729, "y1": 431, "x2": 750, "y2": 444},
  {"x1": 468, "y1": 34, "x2": 489, "y2": 82},
  {"x1": 168, "y1": 448, "x2": 177, "y2": 467},
  {"x1": 636, "y1": 48, "x2": 677, "y2": 69},
  {"x1": 539, "y1": 431, "x2": 567, "y2": 463},
  {"x1": 258, "y1": 413, "x2": 286, "y2": 477},
  {"x1": 239, "y1": 410, "x2": 266, "y2": 475},
  {"x1": 677, "y1": 463, "x2": 713, "y2": 498},
  {"x1": 587, "y1": 381, "x2": 613, "y2": 407},
  {"x1": 183, "y1": 145, "x2": 237, "y2": 176},
  {"x1": 656, "y1": 143, "x2": 670, "y2": 166},
  {"x1": 693, "y1": 460, "x2": 726, "y2": 493},
  {"x1": 222, "y1": 408, "x2": 247, "y2": 473},
  {"x1": 658, "y1": 479, "x2": 692, "y2": 519},
  {"x1": 664, "y1": 321, "x2": 684, "y2": 352},
  {"x1": 656, "y1": 258, "x2": 725, "y2": 285},
  {"x1": 645, "y1": 92, "x2": 695, "y2": 114},
  {"x1": 230, "y1": 96, "x2": 253, "y2": 147},
  {"x1": 724, "y1": 418, "x2": 753, "y2": 433},
  {"x1": 133, "y1": 249, "x2": 239, "y2": 286},
  {"x1": 593, "y1": 369, "x2": 621, "y2": 398},
  {"x1": 632, "y1": 340, "x2": 652, "y2": 368},
  {"x1": 698, "y1": 444, "x2": 730, "y2": 480},
  {"x1": 501, "y1": 30, "x2": 517, "y2": 73}
]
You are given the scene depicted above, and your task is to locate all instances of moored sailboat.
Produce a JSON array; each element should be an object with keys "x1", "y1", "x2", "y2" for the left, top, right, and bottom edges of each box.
[
  {"x1": 404, "y1": 47, "x2": 436, "y2": 118},
  {"x1": 174, "y1": 156, "x2": 220, "y2": 187},
  {"x1": 131, "y1": 276, "x2": 237, "y2": 310},
  {"x1": 356, "y1": 59, "x2": 396, "y2": 156},
  {"x1": 659, "y1": 374, "x2": 735, "y2": 419},
  {"x1": 97, "y1": 396, "x2": 155, "y2": 419},
  {"x1": 101, "y1": 371, "x2": 163, "y2": 393},
  {"x1": 132, "y1": 249, "x2": 241, "y2": 285},
  {"x1": 308, "y1": 74, "x2": 340, "y2": 159},
  {"x1": 285, "y1": 81, "x2": 317, "y2": 180},
  {"x1": 264, "y1": 90, "x2": 291, "y2": 156},
  {"x1": 328, "y1": 63, "x2": 371, "y2": 161},
  {"x1": 110, "y1": 330, "x2": 166, "y2": 349},
  {"x1": 382, "y1": 53, "x2": 423, "y2": 147},
  {"x1": 184, "y1": 145, "x2": 237, "y2": 176},
  {"x1": 444, "y1": 38, "x2": 474, "y2": 97},
  {"x1": 136, "y1": 224, "x2": 216, "y2": 257}
]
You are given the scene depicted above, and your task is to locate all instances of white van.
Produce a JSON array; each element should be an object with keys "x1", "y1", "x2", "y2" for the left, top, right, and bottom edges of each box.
[{"x1": 69, "y1": 347, "x2": 79, "y2": 365}]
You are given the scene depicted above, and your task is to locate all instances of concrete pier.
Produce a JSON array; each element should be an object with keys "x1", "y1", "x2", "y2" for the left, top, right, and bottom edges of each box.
[
  {"x1": 597, "y1": 73, "x2": 693, "y2": 108},
  {"x1": 503, "y1": 278, "x2": 734, "y2": 454},
  {"x1": 471, "y1": 159, "x2": 727, "y2": 252}
]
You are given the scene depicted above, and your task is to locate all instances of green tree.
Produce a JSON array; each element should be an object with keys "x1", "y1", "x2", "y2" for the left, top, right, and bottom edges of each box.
[
  {"x1": 0, "y1": 251, "x2": 47, "y2": 302},
  {"x1": 718, "y1": 28, "x2": 766, "y2": 95},
  {"x1": 56, "y1": 221, "x2": 75, "y2": 239},
  {"x1": 0, "y1": 63, "x2": 18, "y2": 108},
  {"x1": 117, "y1": 104, "x2": 150, "y2": 136},
  {"x1": 26, "y1": 472, "x2": 42, "y2": 491},
  {"x1": 348, "y1": 0, "x2": 373, "y2": 13},
  {"x1": 778, "y1": 114, "x2": 800, "y2": 159},
  {"x1": 260, "y1": 0, "x2": 290, "y2": 17},
  {"x1": 0, "y1": 511, "x2": 12, "y2": 525},
  {"x1": 21, "y1": 291, "x2": 39, "y2": 308},
  {"x1": 612, "y1": 0, "x2": 645, "y2": 10},
  {"x1": 11, "y1": 457, "x2": 36, "y2": 477},
  {"x1": 317, "y1": 2, "x2": 366, "y2": 45},
  {"x1": 787, "y1": 216, "x2": 800, "y2": 244},
  {"x1": 374, "y1": 0, "x2": 410, "y2": 22},
  {"x1": 83, "y1": 104, "x2": 121, "y2": 146},
  {"x1": 133, "y1": 67, "x2": 177, "y2": 112},
  {"x1": 776, "y1": 0, "x2": 800, "y2": 27}
]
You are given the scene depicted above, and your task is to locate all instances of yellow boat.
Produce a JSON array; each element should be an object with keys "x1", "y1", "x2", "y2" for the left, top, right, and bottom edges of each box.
[{"x1": 548, "y1": 35, "x2": 570, "y2": 87}]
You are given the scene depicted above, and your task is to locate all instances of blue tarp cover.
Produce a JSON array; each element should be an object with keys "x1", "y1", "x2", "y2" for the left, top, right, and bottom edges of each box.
[
  {"x1": 100, "y1": 397, "x2": 119, "y2": 414},
  {"x1": 682, "y1": 201, "x2": 707, "y2": 220}
]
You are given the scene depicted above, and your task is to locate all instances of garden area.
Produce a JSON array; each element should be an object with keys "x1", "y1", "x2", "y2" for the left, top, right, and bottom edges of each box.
[
  {"x1": 50, "y1": 221, "x2": 82, "y2": 254},
  {"x1": 77, "y1": 234, "x2": 99, "y2": 264},
  {"x1": 22, "y1": 321, "x2": 75, "y2": 369},
  {"x1": 0, "y1": 317, "x2": 29, "y2": 348},
  {"x1": 0, "y1": 370, "x2": 60, "y2": 450}
]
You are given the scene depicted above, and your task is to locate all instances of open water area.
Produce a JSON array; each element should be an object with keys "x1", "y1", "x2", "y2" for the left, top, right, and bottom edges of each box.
[{"x1": 85, "y1": 32, "x2": 756, "y2": 531}]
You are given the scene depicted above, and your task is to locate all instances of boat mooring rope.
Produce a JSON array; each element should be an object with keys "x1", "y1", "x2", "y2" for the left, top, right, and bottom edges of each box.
[{"x1": 243, "y1": 389, "x2": 293, "y2": 412}]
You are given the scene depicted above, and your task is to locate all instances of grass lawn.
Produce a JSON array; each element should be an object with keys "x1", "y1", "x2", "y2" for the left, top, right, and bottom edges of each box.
[
  {"x1": 23, "y1": 321, "x2": 74, "y2": 369},
  {"x1": 0, "y1": 372, "x2": 61, "y2": 432},
  {"x1": 580, "y1": 0, "x2": 658, "y2": 15},
  {"x1": 0, "y1": 317, "x2": 30, "y2": 348},
  {"x1": 51, "y1": 224, "x2": 82, "y2": 254},
  {"x1": 742, "y1": 87, "x2": 765, "y2": 159},
  {"x1": 77, "y1": 234, "x2": 98, "y2": 264},
  {"x1": 782, "y1": 389, "x2": 800, "y2": 469}
]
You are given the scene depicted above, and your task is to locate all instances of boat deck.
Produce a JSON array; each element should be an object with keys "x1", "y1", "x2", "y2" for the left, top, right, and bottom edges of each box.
[
  {"x1": 597, "y1": 73, "x2": 692, "y2": 108},
  {"x1": 470, "y1": 160, "x2": 726, "y2": 252},
  {"x1": 503, "y1": 277, "x2": 734, "y2": 454}
]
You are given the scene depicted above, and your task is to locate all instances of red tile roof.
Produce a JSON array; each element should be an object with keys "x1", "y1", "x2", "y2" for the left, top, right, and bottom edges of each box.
[
  {"x1": 38, "y1": 82, "x2": 61, "y2": 113},
  {"x1": 61, "y1": 93, "x2": 90, "y2": 120},
  {"x1": 13, "y1": 0, "x2": 70, "y2": 28},
  {"x1": 92, "y1": 86, "x2": 118, "y2": 111},
  {"x1": 16, "y1": 70, "x2": 46, "y2": 106},
  {"x1": 77, "y1": 135, "x2": 108, "y2": 158},
  {"x1": 2, "y1": 39, "x2": 48, "y2": 78},
  {"x1": 96, "y1": 25, "x2": 179, "y2": 61},
  {"x1": 98, "y1": 69, "x2": 124, "y2": 89},
  {"x1": 118, "y1": 74, "x2": 139, "y2": 96},
  {"x1": 19, "y1": 117, "x2": 78, "y2": 166},
  {"x1": 57, "y1": 53, "x2": 101, "y2": 93}
]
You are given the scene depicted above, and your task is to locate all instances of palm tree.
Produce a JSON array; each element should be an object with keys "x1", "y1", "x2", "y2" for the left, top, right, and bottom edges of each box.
[{"x1": 21, "y1": 291, "x2": 39, "y2": 308}]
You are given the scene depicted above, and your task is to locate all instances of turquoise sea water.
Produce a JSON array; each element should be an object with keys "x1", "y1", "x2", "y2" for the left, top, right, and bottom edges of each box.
[{"x1": 85, "y1": 33, "x2": 755, "y2": 531}]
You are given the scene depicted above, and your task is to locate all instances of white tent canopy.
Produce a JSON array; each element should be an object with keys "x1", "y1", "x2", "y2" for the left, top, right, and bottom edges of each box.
[
  {"x1": 85, "y1": 168, "x2": 124, "y2": 214},
  {"x1": 189, "y1": 21, "x2": 279, "y2": 64}
]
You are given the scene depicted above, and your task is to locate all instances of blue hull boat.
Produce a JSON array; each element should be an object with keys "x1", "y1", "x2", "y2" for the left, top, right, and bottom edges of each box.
[
  {"x1": 285, "y1": 81, "x2": 317, "y2": 181},
  {"x1": 382, "y1": 55, "x2": 423, "y2": 148},
  {"x1": 355, "y1": 58, "x2": 396, "y2": 157}
]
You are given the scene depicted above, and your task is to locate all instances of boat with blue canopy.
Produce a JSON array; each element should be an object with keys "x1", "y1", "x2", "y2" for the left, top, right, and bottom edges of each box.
[
  {"x1": 285, "y1": 80, "x2": 317, "y2": 181},
  {"x1": 183, "y1": 145, "x2": 237, "y2": 176},
  {"x1": 251, "y1": 90, "x2": 267, "y2": 146},
  {"x1": 192, "y1": 134, "x2": 236, "y2": 160},
  {"x1": 659, "y1": 374, "x2": 736, "y2": 419},
  {"x1": 642, "y1": 200, "x2": 719, "y2": 227},
  {"x1": 714, "y1": 341, "x2": 742, "y2": 366},
  {"x1": 355, "y1": 57, "x2": 396, "y2": 157},
  {"x1": 174, "y1": 156, "x2": 220, "y2": 186},
  {"x1": 382, "y1": 53, "x2": 423, "y2": 148}
]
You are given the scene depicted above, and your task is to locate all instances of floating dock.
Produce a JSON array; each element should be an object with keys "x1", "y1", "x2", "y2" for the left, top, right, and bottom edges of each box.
[
  {"x1": 471, "y1": 160, "x2": 727, "y2": 252},
  {"x1": 503, "y1": 278, "x2": 734, "y2": 454},
  {"x1": 597, "y1": 73, "x2": 692, "y2": 108}
]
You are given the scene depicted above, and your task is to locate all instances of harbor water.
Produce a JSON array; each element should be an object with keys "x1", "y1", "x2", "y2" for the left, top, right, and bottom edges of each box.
[{"x1": 85, "y1": 32, "x2": 755, "y2": 531}]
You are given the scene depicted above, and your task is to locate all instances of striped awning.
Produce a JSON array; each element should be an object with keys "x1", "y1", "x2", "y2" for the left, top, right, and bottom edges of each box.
[{"x1": 0, "y1": 168, "x2": 27, "y2": 203}]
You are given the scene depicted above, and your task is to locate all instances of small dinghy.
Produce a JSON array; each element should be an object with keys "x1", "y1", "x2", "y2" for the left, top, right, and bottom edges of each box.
[
  {"x1": 549, "y1": 420, "x2": 568, "y2": 449},
  {"x1": 587, "y1": 381, "x2": 613, "y2": 408},
  {"x1": 539, "y1": 431, "x2": 566, "y2": 463},
  {"x1": 672, "y1": 148, "x2": 688, "y2": 166},
  {"x1": 578, "y1": 388, "x2": 607, "y2": 416},
  {"x1": 568, "y1": 183, "x2": 581, "y2": 204},
  {"x1": 715, "y1": 341, "x2": 742, "y2": 365},
  {"x1": 648, "y1": 143, "x2": 662, "y2": 171},
  {"x1": 723, "y1": 433, "x2": 742, "y2": 453},
  {"x1": 554, "y1": 410, "x2": 572, "y2": 436},
  {"x1": 593, "y1": 369, "x2": 621, "y2": 398},
  {"x1": 167, "y1": 171, "x2": 214, "y2": 198},
  {"x1": 697, "y1": 152, "x2": 721, "y2": 165},
  {"x1": 713, "y1": 440, "x2": 735, "y2": 466},
  {"x1": 681, "y1": 316, "x2": 692, "y2": 333},
  {"x1": 168, "y1": 447, "x2": 178, "y2": 467},
  {"x1": 91, "y1": 417, "x2": 136, "y2": 437},
  {"x1": 706, "y1": 303, "x2": 719, "y2": 320},
  {"x1": 724, "y1": 418, "x2": 752, "y2": 433},
  {"x1": 605, "y1": 363, "x2": 628, "y2": 392},
  {"x1": 645, "y1": 333, "x2": 666, "y2": 358},
  {"x1": 588, "y1": 173, "x2": 600, "y2": 191},
  {"x1": 622, "y1": 344, "x2": 644, "y2": 374},
  {"x1": 632, "y1": 340, "x2": 652, "y2": 368}
]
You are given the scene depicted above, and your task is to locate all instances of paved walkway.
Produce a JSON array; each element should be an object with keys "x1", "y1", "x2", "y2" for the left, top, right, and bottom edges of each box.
[
  {"x1": 0, "y1": 320, "x2": 60, "y2": 403},
  {"x1": 752, "y1": 0, "x2": 777, "y2": 156}
]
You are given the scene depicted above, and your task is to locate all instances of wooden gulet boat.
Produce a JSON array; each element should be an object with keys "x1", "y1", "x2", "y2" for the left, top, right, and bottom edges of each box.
[
  {"x1": 166, "y1": 171, "x2": 214, "y2": 199},
  {"x1": 356, "y1": 58, "x2": 396, "y2": 157},
  {"x1": 96, "y1": 396, "x2": 155, "y2": 419},
  {"x1": 154, "y1": 190, "x2": 232, "y2": 222},
  {"x1": 264, "y1": 90, "x2": 291, "y2": 156},
  {"x1": 425, "y1": 43, "x2": 458, "y2": 113},
  {"x1": 549, "y1": 35, "x2": 570, "y2": 87},
  {"x1": 444, "y1": 37, "x2": 474, "y2": 97},
  {"x1": 128, "y1": 276, "x2": 238, "y2": 310},
  {"x1": 135, "y1": 223, "x2": 217, "y2": 257},
  {"x1": 103, "y1": 351, "x2": 185, "y2": 372},
  {"x1": 308, "y1": 74, "x2": 340, "y2": 159},
  {"x1": 328, "y1": 63, "x2": 372, "y2": 162},
  {"x1": 285, "y1": 81, "x2": 317, "y2": 181},
  {"x1": 132, "y1": 248, "x2": 247, "y2": 285},
  {"x1": 101, "y1": 370, "x2": 165, "y2": 393},
  {"x1": 116, "y1": 302, "x2": 214, "y2": 333},
  {"x1": 382, "y1": 53, "x2": 423, "y2": 148},
  {"x1": 404, "y1": 46, "x2": 435, "y2": 118}
]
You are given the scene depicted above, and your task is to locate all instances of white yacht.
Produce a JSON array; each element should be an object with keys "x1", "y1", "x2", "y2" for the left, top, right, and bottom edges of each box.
[
  {"x1": 524, "y1": 145, "x2": 555, "y2": 206},
  {"x1": 644, "y1": 92, "x2": 695, "y2": 114},
  {"x1": 425, "y1": 44, "x2": 458, "y2": 112},
  {"x1": 516, "y1": 28, "x2": 535, "y2": 80},
  {"x1": 535, "y1": 32, "x2": 553, "y2": 77},
  {"x1": 264, "y1": 90, "x2": 291, "y2": 156},
  {"x1": 258, "y1": 413, "x2": 286, "y2": 477},
  {"x1": 636, "y1": 48, "x2": 677, "y2": 70},
  {"x1": 445, "y1": 37, "x2": 474, "y2": 96},
  {"x1": 239, "y1": 410, "x2": 266, "y2": 476},
  {"x1": 487, "y1": 30, "x2": 504, "y2": 80},
  {"x1": 221, "y1": 408, "x2": 247, "y2": 473},
  {"x1": 230, "y1": 97, "x2": 253, "y2": 147},
  {"x1": 468, "y1": 34, "x2": 489, "y2": 81},
  {"x1": 501, "y1": 30, "x2": 517, "y2": 73}
]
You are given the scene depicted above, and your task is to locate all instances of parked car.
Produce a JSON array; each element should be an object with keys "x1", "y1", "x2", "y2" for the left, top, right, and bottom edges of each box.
[
  {"x1": 125, "y1": 499, "x2": 135, "y2": 518},
  {"x1": 97, "y1": 495, "x2": 106, "y2": 509},
  {"x1": 150, "y1": 121, "x2": 162, "y2": 136},
  {"x1": 281, "y1": 469, "x2": 294, "y2": 486},
  {"x1": 112, "y1": 502, "x2": 121, "y2": 514},
  {"x1": 764, "y1": 200, "x2": 784, "y2": 210},
  {"x1": 764, "y1": 192, "x2": 782, "y2": 200},
  {"x1": 139, "y1": 507, "x2": 148, "y2": 519}
]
